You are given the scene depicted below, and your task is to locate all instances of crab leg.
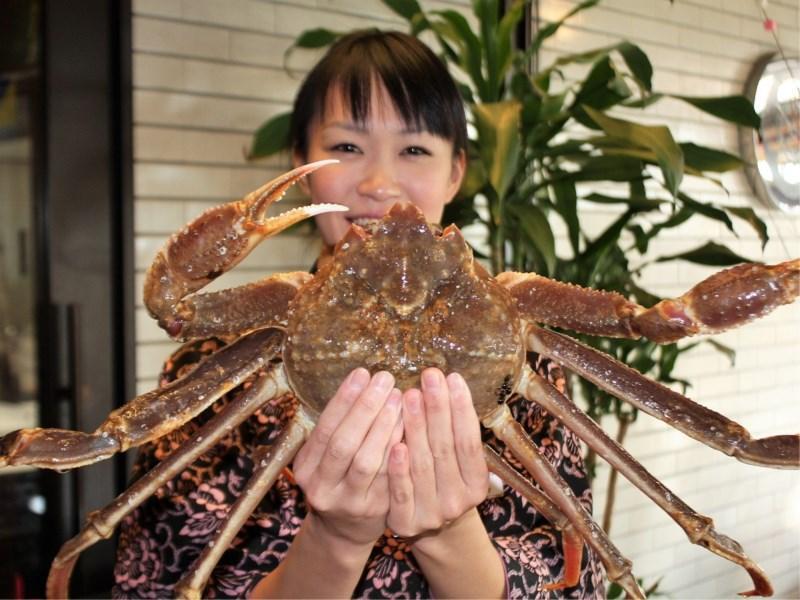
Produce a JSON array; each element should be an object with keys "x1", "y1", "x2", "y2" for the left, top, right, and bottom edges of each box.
[
  {"x1": 174, "y1": 404, "x2": 315, "y2": 600},
  {"x1": 483, "y1": 404, "x2": 645, "y2": 599},
  {"x1": 498, "y1": 259, "x2": 799, "y2": 343},
  {"x1": 144, "y1": 160, "x2": 347, "y2": 340},
  {"x1": 45, "y1": 363, "x2": 290, "y2": 599},
  {"x1": 530, "y1": 326, "x2": 799, "y2": 469},
  {"x1": 0, "y1": 327, "x2": 284, "y2": 469},
  {"x1": 515, "y1": 362, "x2": 773, "y2": 597},
  {"x1": 483, "y1": 445, "x2": 585, "y2": 591}
]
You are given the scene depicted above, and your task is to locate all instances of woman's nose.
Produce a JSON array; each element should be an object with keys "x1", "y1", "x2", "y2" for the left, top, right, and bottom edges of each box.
[{"x1": 357, "y1": 161, "x2": 402, "y2": 203}]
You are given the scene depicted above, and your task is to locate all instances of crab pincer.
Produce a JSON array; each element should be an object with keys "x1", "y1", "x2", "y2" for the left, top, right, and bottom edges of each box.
[{"x1": 143, "y1": 160, "x2": 347, "y2": 340}]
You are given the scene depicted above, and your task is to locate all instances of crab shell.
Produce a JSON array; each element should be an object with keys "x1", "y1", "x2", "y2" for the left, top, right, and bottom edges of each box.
[{"x1": 283, "y1": 202, "x2": 526, "y2": 417}]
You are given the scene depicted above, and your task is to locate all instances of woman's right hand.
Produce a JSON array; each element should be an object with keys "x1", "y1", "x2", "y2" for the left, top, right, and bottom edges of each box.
[{"x1": 292, "y1": 368, "x2": 403, "y2": 547}]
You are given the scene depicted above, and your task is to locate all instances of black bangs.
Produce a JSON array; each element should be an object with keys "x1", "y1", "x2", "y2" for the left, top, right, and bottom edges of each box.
[{"x1": 290, "y1": 30, "x2": 467, "y2": 158}]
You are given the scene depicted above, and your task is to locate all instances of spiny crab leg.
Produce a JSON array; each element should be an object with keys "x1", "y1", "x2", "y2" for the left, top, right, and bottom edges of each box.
[
  {"x1": 0, "y1": 327, "x2": 284, "y2": 469},
  {"x1": 497, "y1": 259, "x2": 799, "y2": 343},
  {"x1": 483, "y1": 446, "x2": 585, "y2": 592},
  {"x1": 482, "y1": 404, "x2": 645, "y2": 599},
  {"x1": 45, "y1": 363, "x2": 291, "y2": 599},
  {"x1": 174, "y1": 405, "x2": 315, "y2": 600},
  {"x1": 515, "y1": 360, "x2": 773, "y2": 597},
  {"x1": 529, "y1": 326, "x2": 800, "y2": 469},
  {"x1": 144, "y1": 159, "x2": 347, "y2": 340}
]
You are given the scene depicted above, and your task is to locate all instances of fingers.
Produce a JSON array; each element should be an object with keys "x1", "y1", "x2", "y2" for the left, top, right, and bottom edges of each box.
[
  {"x1": 447, "y1": 372, "x2": 489, "y2": 498},
  {"x1": 315, "y1": 370, "x2": 397, "y2": 487},
  {"x1": 402, "y1": 388, "x2": 437, "y2": 497},
  {"x1": 391, "y1": 369, "x2": 488, "y2": 536},
  {"x1": 387, "y1": 442, "x2": 414, "y2": 531},
  {"x1": 347, "y1": 387, "x2": 402, "y2": 492},
  {"x1": 421, "y1": 369, "x2": 463, "y2": 497},
  {"x1": 293, "y1": 368, "x2": 369, "y2": 476}
]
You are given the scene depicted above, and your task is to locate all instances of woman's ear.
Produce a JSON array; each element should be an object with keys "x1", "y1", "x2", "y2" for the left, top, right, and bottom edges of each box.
[
  {"x1": 292, "y1": 150, "x2": 311, "y2": 195},
  {"x1": 444, "y1": 149, "x2": 467, "y2": 205}
]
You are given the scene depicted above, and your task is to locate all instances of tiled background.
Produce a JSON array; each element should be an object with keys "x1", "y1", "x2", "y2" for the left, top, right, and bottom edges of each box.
[{"x1": 131, "y1": 0, "x2": 800, "y2": 596}]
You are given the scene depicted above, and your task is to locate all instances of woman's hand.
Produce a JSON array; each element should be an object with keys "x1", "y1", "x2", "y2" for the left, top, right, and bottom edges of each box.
[
  {"x1": 292, "y1": 368, "x2": 403, "y2": 547},
  {"x1": 386, "y1": 368, "x2": 489, "y2": 540}
]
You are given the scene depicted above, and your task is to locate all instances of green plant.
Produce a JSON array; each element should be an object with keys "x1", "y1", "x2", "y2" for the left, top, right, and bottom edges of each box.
[{"x1": 249, "y1": 0, "x2": 767, "y2": 535}]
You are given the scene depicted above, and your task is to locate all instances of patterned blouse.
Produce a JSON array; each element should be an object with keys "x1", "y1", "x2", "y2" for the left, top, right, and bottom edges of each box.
[{"x1": 112, "y1": 338, "x2": 605, "y2": 598}]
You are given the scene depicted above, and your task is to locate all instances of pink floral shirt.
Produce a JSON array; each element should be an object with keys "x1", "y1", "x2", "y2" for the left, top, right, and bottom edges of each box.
[{"x1": 113, "y1": 338, "x2": 604, "y2": 598}]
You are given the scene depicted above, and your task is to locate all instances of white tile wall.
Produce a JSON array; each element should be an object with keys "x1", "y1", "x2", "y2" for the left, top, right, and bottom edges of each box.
[{"x1": 131, "y1": 0, "x2": 799, "y2": 596}]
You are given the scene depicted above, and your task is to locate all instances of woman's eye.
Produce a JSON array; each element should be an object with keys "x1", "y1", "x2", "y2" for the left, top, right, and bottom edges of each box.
[
  {"x1": 330, "y1": 143, "x2": 360, "y2": 153},
  {"x1": 403, "y1": 146, "x2": 430, "y2": 156}
]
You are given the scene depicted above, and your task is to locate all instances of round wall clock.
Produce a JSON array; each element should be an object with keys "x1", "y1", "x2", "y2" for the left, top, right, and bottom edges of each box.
[{"x1": 739, "y1": 53, "x2": 800, "y2": 213}]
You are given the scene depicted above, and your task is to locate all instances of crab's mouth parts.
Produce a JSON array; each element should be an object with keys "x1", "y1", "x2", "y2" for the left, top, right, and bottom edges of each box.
[{"x1": 348, "y1": 217, "x2": 382, "y2": 233}]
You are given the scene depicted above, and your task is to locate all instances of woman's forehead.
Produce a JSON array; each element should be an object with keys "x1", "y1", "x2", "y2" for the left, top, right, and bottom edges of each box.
[{"x1": 318, "y1": 81, "x2": 420, "y2": 129}]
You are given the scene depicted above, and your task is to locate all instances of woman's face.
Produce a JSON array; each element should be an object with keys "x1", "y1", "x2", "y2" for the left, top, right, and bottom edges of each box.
[{"x1": 295, "y1": 84, "x2": 466, "y2": 246}]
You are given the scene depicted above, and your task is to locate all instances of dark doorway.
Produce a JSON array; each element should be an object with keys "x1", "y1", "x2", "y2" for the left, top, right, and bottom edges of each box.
[{"x1": 0, "y1": 1, "x2": 133, "y2": 597}]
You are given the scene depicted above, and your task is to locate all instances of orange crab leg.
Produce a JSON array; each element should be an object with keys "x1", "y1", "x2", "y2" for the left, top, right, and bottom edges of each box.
[
  {"x1": 45, "y1": 362, "x2": 290, "y2": 599},
  {"x1": 0, "y1": 327, "x2": 284, "y2": 469},
  {"x1": 498, "y1": 259, "x2": 799, "y2": 343},
  {"x1": 515, "y1": 360, "x2": 774, "y2": 597},
  {"x1": 529, "y1": 326, "x2": 800, "y2": 469},
  {"x1": 144, "y1": 160, "x2": 347, "y2": 340},
  {"x1": 482, "y1": 404, "x2": 644, "y2": 599},
  {"x1": 483, "y1": 446, "x2": 584, "y2": 591}
]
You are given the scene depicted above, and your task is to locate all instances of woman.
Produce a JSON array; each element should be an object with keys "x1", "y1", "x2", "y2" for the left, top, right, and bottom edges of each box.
[{"x1": 113, "y1": 30, "x2": 604, "y2": 599}]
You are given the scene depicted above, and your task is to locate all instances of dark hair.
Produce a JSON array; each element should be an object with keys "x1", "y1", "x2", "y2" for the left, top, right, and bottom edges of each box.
[{"x1": 290, "y1": 30, "x2": 467, "y2": 159}]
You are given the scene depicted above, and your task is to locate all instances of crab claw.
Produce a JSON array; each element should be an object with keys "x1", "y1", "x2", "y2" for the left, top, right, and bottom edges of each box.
[
  {"x1": 240, "y1": 159, "x2": 348, "y2": 237},
  {"x1": 144, "y1": 160, "x2": 347, "y2": 339}
]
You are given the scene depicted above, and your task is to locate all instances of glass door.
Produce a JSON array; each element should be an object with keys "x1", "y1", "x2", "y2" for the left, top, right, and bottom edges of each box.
[{"x1": 0, "y1": 2, "x2": 47, "y2": 596}]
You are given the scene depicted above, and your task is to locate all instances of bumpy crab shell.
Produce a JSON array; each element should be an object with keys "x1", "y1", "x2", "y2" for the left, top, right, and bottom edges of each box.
[
  {"x1": 284, "y1": 203, "x2": 525, "y2": 418},
  {"x1": 0, "y1": 160, "x2": 798, "y2": 599}
]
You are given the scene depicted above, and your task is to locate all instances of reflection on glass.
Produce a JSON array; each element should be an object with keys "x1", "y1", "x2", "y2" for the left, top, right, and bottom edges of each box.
[{"x1": 0, "y1": 40, "x2": 39, "y2": 452}]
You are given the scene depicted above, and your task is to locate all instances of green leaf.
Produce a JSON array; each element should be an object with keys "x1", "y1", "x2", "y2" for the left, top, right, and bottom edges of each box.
[
  {"x1": 581, "y1": 209, "x2": 633, "y2": 264},
  {"x1": 583, "y1": 105, "x2": 684, "y2": 197},
  {"x1": 473, "y1": 101, "x2": 521, "y2": 200},
  {"x1": 430, "y1": 10, "x2": 487, "y2": 99},
  {"x1": 551, "y1": 179, "x2": 579, "y2": 253},
  {"x1": 510, "y1": 203, "x2": 556, "y2": 275},
  {"x1": 617, "y1": 41, "x2": 652, "y2": 92},
  {"x1": 497, "y1": 0, "x2": 525, "y2": 83},
  {"x1": 655, "y1": 241, "x2": 753, "y2": 266},
  {"x1": 705, "y1": 338, "x2": 736, "y2": 366},
  {"x1": 564, "y1": 155, "x2": 646, "y2": 183},
  {"x1": 677, "y1": 192, "x2": 735, "y2": 235},
  {"x1": 458, "y1": 156, "x2": 488, "y2": 199},
  {"x1": 474, "y1": 0, "x2": 500, "y2": 100},
  {"x1": 680, "y1": 143, "x2": 744, "y2": 172},
  {"x1": 584, "y1": 192, "x2": 664, "y2": 211},
  {"x1": 673, "y1": 94, "x2": 761, "y2": 129},
  {"x1": 294, "y1": 28, "x2": 341, "y2": 49},
  {"x1": 528, "y1": 0, "x2": 601, "y2": 55},
  {"x1": 248, "y1": 111, "x2": 291, "y2": 158},
  {"x1": 574, "y1": 57, "x2": 632, "y2": 110},
  {"x1": 382, "y1": 0, "x2": 424, "y2": 21},
  {"x1": 724, "y1": 206, "x2": 769, "y2": 250}
]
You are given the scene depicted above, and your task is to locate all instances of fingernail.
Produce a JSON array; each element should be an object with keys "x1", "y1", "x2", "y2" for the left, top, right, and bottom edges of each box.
[
  {"x1": 349, "y1": 368, "x2": 369, "y2": 391},
  {"x1": 447, "y1": 372, "x2": 464, "y2": 391},
  {"x1": 422, "y1": 369, "x2": 440, "y2": 391},
  {"x1": 374, "y1": 371, "x2": 394, "y2": 391}
]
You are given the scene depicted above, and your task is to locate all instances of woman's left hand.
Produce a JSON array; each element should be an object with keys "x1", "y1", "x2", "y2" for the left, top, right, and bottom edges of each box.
[{"x1": 386, "y1": 368, "x2": 489, "y2": 539}]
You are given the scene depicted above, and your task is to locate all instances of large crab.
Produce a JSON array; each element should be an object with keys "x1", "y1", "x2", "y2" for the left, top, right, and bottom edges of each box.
[{"x1": 1, "y1": 161, "x2": 798, "y2": 599}]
